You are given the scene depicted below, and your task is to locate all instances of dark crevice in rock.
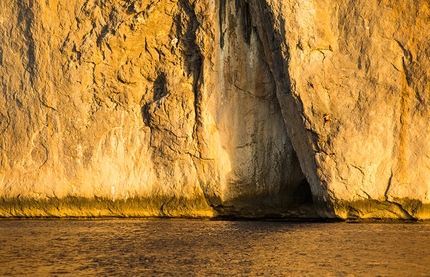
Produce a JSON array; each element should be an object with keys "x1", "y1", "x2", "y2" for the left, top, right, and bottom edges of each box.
[
  {"x1": 177, "y1": 0, "x2": 204, "y2": 151},
  {"x1": 152, "y1": 73, "x2": 168, "y2": 101},
  {"x1": 388, "y1": 201, "x2": 415, "y2": 220},
  {"x1": 141, "y1": 72, "x2": 168, "y2": 127},
  {"x1": 220, "y1": 0, "x2": 253, "y2": 48},
  {"x1": 219, "y1": 0, "x2": 226, "y2": 49},
  {"x1": 384, "y1": 172, "x2": 415, "y2": 220},
  {"x1": 235, "y1": 0, "x2": 252, "y2": 44},
  {"x1": 384, "y1": 170, "x2": 394, "y2": 201},
  {"x1": 293, "y1": 177, "x2": 314, "y2": 206},
  {"x1": 97, "y1": 25, "x2": 110, "y2": 47},
  {"x1": 17, "y1": 1, "x2": 37, "y2": 82},
  {"x1": 177, "y1": 2, "x2": 203, "y2": 80},
  {"x1": 248, "y1": 1, "x2": 291, "y2": 87}
]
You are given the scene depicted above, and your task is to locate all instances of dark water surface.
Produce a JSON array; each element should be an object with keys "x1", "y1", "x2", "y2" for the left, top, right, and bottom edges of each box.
[{"x1": 0, "y1": 219, "x2": 429, "y2": 276}]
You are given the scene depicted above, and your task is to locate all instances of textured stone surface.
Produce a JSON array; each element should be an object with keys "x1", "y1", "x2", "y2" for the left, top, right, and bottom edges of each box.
[
  {"x1": 0, "y1": 0, "x2": 314, "y2": 218},
  {"x1": 1, "y1": 0, "x2": 429, "y2": 220},
  {"x1": 0, "y1": 0, "x2": 216, "y2": 217},
  {"x1": 250, "y1": 0, "x2": 430, "y2": 220}
]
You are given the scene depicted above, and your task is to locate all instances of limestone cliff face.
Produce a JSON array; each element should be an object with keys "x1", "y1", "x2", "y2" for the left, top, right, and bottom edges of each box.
[
  {"x1": 250, "y1": 0, "x2": 430, "y2": 220},
  {"x1": 1, "y1": 0, "x2": 429, "y2": 220},
  {"x1": 0, "y1": 0, "x2": 313, "y2": 218}
]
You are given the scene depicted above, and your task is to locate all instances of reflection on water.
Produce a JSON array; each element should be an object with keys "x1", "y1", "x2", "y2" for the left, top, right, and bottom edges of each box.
[{"x1": 0, "y1": 219, "x2": 429, "y2": 276}]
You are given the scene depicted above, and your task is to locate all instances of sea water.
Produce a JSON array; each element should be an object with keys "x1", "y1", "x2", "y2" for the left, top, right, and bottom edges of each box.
[{"x1": 0, "y1": 219, "x2": 429, "y2": 276}]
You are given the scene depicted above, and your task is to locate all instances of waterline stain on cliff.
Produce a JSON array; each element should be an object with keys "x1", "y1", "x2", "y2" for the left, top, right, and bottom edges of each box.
[{"x1": 0, "y1": 196, "x2": 216, "y2": 218}]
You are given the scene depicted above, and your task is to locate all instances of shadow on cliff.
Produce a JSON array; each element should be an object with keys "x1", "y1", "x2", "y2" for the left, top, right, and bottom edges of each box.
[
  {"x1": 141, "y1": 73, "x2": 168, "y2": 126},
  {"x1": 213, "y1": 179, "x2": 318, "y2": 219},
  {"x1": 244, "y1": 0, "x2": 336, "y2": 218},
  {"x1": 211, "y1": 0, "x2": 318, "y2": 219}
]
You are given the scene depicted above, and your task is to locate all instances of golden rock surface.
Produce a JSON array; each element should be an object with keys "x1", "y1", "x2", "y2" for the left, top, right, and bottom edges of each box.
[{"x1": 1, "y1": 0, "x2": 429, "y2": 219}]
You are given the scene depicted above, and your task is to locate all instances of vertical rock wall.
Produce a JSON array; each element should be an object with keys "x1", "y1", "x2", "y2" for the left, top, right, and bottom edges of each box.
[
  {"x1": 0, "y1": 0, "x2": 312, "y2": 218},
  {"x1": 198, "y1": 0, "x2": 311, "y2": 216},
  {"x1": 2, "y1": 0, "x2": 429, "y2": 220},
  {"x1": 251, "y1": 0, "x2": 430, "y2": 220},
  {"x1": 0, "y1": 0, "x2": 212, "y2": 216}
]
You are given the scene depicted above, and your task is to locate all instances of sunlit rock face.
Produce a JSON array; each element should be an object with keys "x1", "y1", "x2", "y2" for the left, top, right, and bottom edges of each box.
[
  {"x1": 1, "y1": 0, "x2": 429, "y2": 220},
  {"x1": 0, "y1": 0, "x2": 313, "y2": 218},
  {"x1": 250, "y1": 0, "x2": 430, "y2": 220}
]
